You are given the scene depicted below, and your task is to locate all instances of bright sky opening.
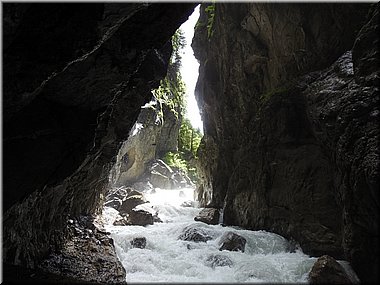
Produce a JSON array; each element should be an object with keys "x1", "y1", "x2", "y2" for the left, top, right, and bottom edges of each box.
[{"x1": 179, "y1": 5, "x2": 203, "y2": 133}]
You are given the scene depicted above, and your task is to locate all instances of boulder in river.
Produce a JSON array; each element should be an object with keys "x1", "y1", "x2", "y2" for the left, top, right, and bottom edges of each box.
[
  {"x1": 205, "y1": 254, "x2": 233, "y2": 269},
  {"x1": 308, "y1": 255, "x2": 354, "y2": 284},
  {"x1": 194, "y1": 208, "x2": 220, "y2": 225},
  {"x1": 119, "y1": 191, "x2": 147, "y2": 216},
  {"x1": 178, "y1": 225, "x2": 213, "y2": 243},
  {"x1": 104, "y1": 197, "x2": 123, "y2": 211},
  {"x1": 130, "y1": 237, "x2": 147, "y2": 249},
  {"x1": 104, "y1": 186, "x2": 131, "y2": 210},
  {"x1": 128, "y1": 209, "x2": 154, "y2": 226},
  {"x1": 219, "y1": 231, "x2": 247, "y2": 252}
]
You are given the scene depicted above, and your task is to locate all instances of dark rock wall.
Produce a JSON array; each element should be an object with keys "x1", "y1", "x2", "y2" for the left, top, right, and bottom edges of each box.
[
  {"x1": 2, "y1": 2, "x2": 196, "y2": 280},
  {"x1": 193, "y1": 3, "x2": 378, "y2": 282}
]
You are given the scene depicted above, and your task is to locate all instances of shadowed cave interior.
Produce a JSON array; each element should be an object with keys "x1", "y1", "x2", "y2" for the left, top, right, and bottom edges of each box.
[{"x1": 2, "y1": 2, "x2": 379, "y2": 284}]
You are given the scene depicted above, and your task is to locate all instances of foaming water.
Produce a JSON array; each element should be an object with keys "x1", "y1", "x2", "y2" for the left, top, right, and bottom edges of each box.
[{"x1": 102, "y1": 188, "x2": 320, "y2": 283}]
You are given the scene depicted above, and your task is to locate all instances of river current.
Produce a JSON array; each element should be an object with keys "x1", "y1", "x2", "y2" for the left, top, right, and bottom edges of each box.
[{"x1": 101, "y1": 187, "x2": 354, "y2": 283}]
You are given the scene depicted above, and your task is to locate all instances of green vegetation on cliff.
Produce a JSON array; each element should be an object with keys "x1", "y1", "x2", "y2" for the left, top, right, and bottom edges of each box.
[
  {"x1": 195, "y1": 3, "x2": 215, "y2": 39},
  {"x1": 179, "y1": 118, "x2": 202, "y2": 158},
  {"x1": 152, "y1": 29, "x2": 203, "y2": 183},
  {"x1": 152, "y1": 29, "x2": 186, "y2": 122},
  {"x1": 205, "y1": 3, "x2": 215, "y2": 39},
  {"x1": 174, "y1": 118, "x2": 203, "y2": 182},
  {"x1": 162, "y1": 118, "x2": 202, "y2": 183}
]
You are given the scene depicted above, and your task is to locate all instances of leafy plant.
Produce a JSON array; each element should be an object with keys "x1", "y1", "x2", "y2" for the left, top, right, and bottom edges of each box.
[
  {"x1": 205, "y1": 3, "x2": 215, "y2": 39},
  {"x1": 163, "y1": 118, "x2": 203, "y2": 183},
  {"x1": 179, "y1": 118, "x2": 202, "y2": 158},
  {"x1": 152, "y1": 29, "x2": 204, "y2": 183},
  {"x1": 151, "y1": 29, "x2": 187, "y2": 122},
  {"x1": 163, "y1": 151, "x2": 188, "y2": 173}
]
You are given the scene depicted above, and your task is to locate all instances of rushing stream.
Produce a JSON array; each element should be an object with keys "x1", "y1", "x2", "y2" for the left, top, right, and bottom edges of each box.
[{"x1": 101, "y1": 188, "x2": 352, "y2": 283}]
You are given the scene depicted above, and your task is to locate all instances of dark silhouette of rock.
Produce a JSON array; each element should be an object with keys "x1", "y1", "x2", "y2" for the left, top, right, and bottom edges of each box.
[
  {"x1": 308, "y1": 255, "x2": 353, "y2": 284},
  {"x1": 178, "y1": 225, "x2": 213, "y2": 243},
  {"x1": 2, "y1": 4, "x2": 197, "y2": 282},
  {"x1": 194, "y1": 208, "x2": 220, "y2": 225},
  {"x1": 219, "y1": 232, "x2": 247, "y2": 253},
  {"x1": 130, "y1": 237, "x2": 147, "y2": 249},
  {"x1": 38, "y1": 215, "x2": 125, "y2": 284},
  {"x1": 205, "y1": 254, "x2": 233, "y2": 269}
]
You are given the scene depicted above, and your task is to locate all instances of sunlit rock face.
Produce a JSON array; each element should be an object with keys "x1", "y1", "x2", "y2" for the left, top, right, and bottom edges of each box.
[
  {"x1": 2, "y1": 3, "x2": 196, "y2": 283},
  {"x1": 109, "y1": 104, "x2": 180, "y2": 186},
  {"x1": 193, "y1": 3, "x2": 379, "y2": 283}
]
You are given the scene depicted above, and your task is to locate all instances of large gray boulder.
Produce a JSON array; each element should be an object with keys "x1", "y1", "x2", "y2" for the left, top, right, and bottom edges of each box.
[
  {"x1": 130, "y1": 237, "x2": 147, "y2": 249},
  {"x1": 205, "y1": 254, "x2": 233, "y2": 269},
  {"x1": 128, "y1": 209, "x2": 154, "y2": 226},
  {"x1": 118, "y1": 190, "x2": 147, "y2": 216},
  {"x1": 178, "y1": 225, "x2": 213, "y2": 243},
  {"x1": 219, "y1": 232, "x2": 247, "y2": 253},
  {"x1": 308, "y1": 255, "x2": 355, "y2": 284},
  {"x1": 194, "y1": 208, "x2": 220, "y2": 225}
]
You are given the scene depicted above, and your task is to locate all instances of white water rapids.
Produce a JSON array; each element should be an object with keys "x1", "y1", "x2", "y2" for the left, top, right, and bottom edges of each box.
[{"x1": 100, "y1": 187, "x2": 355, "y2": 283}]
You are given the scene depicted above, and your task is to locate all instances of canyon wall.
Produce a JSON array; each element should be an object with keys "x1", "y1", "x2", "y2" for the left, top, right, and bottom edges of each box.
[
  {"x1": 193, "y1": 3, "x2": 379, "y2": 283},
  {"x1": 2, "y1": 3, "x2": 196, "y2": 282},
  {"x1": 109, "y1": 103, "x2": 180, "y2": 186}
]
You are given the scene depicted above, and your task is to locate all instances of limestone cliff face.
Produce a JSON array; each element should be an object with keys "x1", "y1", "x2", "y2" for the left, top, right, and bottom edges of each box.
[
  {"x1": 109, "y1": 103, "x2": 180, "y2": 186},
  {"x1": 193, "y1": 3, "x2": 378, "y2": 282},
  {"x1": 2, "y1": 3, "x2": 196, "y2": 282}
]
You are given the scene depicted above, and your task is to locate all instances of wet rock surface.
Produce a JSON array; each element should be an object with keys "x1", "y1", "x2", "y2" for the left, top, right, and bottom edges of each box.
[
  {"x1": 105, "y1": 187, "x2": 163, "y2": 226},
  {"x1": 118, "y1": 191, "x2": 147, "y2": 215},
  {"x1": 308, "y1": 255, "x2": 354, "y2": 284},
  {"x1": 219, "y1": 232, "x2": 247, "y2": 253},
  {"x1": 130, "y1": 237, "x2": 147, "y2": 249},
  {"x1": 205, "y1": 254, "x2": 233, "y2": 269},
  {"x1": 194, "y1": 208, "x2": 220, "y2": 225},
  {"x1": 2, "y1": 263, "x2": 116, "y2": 284},
  {"x1": 128, "y1": 209, "x2": 154, "y2": 226},
  {"x1": 178, "y1": 225, "x2": 213, "y2": 243},
  {"x1": 38, "y1": 216, "x2": 126, "y2": 284}
]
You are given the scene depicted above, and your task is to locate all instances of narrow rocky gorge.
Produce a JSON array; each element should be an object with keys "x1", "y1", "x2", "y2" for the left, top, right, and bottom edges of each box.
[
  {"x1": 193, "y1": 3, "x2": 379, "y2": 283},
  {"x1": 2, "y1": 2, "x2": 379, "y2": 284}
]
